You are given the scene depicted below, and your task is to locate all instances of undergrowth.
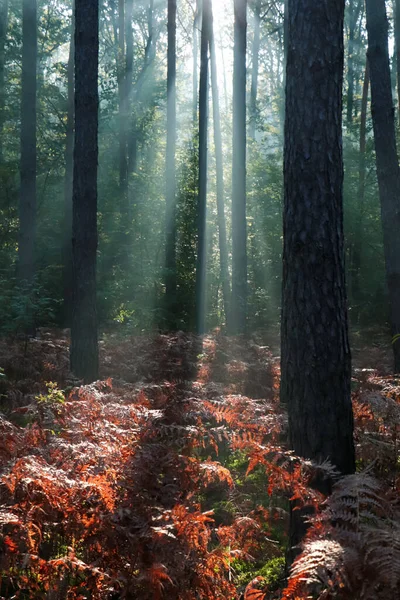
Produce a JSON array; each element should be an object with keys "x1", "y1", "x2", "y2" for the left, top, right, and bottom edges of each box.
[{"x1": 0, "y1": 331, "x2": 398, "y2": 598}]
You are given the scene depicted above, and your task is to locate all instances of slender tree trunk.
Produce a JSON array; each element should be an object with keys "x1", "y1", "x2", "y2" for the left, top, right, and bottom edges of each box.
[
  {"x1": 165, "y1": 0, "x2": 177, "y2": 327},
  {"x1": 118, "y1": 0, "x2": 128, "y2": 191},
  {"x1": 193, "y1": 0, "x2": 199, "y2": 126},
  {"x1": 209, "y1": 3, "x2": 230, "y2": 329},
  {"x1": 18, "y1": 0, "x2": 37, "y2": 287},
  {"x1": 394, "y1": 0, "x2": 400, "y2": 123},
  {"x1": 0, "y1": 0, "x2": 8, "y2": 162},
  {"x1": 195, "y1": 0, "x2": 210, "y2": 335},
  {"x1": 70, "y1": 0, "x2": 99, "y2": 383},
  {"x1": 231, "y1": 0, "x2": 247, "y2": 335},
  {"x1": 347, "y1": 0, "x2": 356, "y2": 125},
  {"x1": 63, "y1": 4, "x2": 75, "y2": 326},
  {"x1": 366, "y1": 0, "x2": 400, "y2": 373},
  {"x1": 281, "y1": 0, "x2": 355, "y2": 558},
  {"x1": 249, "y1": 0, "x2": 260, "y2": 140},
  {"x1": 351, "y1": 60, "x2": 369, "y2": 312}
]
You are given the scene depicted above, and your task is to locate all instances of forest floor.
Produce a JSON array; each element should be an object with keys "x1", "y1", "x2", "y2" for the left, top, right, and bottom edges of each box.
[{"x1": 0, "y1": 329, "x2": 398, "y2": 599}]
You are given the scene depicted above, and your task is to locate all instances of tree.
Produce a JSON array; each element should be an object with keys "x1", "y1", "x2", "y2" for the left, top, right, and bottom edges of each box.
[
  {"x1": 231, "y1": 0, "x2": 247, "y2": 334},
  {"x1": 249, "y1": 0, "x2": 260, "y2": 140},
  {"x1": 281, "y1": 0, "x2": 355, "y2": 554},
  {"x1": 346, "y1": 0, "x2": 362, "y2": 125},
  {"x1": 193, "y1": 0, "x2": 200, "y2": 126},
  {"x1": 18, "y1": 0, "x2": 37, "y2": 287},
  {"x1": 366, "y1": 0, "x2": 400, "y2": 373},
  {"x1": 118, "y1": 0, "x2": 128, "y2": 192},
  {"x1": 209, "y1": 1, "x2": 230, "y2": 329},
  {"x1": 164, "y1": 0, "x2": 177, "y2": 327},
  {"x1": 70, "y1": 0, "x2": 99, "y2": 383},
  {"x1": 195, "y1": 0, "x2": 211, "y2": 335},
  {"x1": 394, "y1": 0, "x2": 400, "y2": 120}
]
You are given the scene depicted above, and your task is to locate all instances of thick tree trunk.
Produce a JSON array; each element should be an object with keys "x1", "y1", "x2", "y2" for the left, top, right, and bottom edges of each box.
[
  {"x1": 70, "y1": 0, "x2": 99, "y2": 383},
  {"x1": 18, "y1": 0, "x2": 37, "y2": 287},
  {"x1": 0, "y1": 0, "x2": 8, "y2": 162},
  {"x1": 63, "y1": 5, "x2": 75, "y2": 327},
  {"x1": 231, "y1": 0, "x2": 247, "y2": 335},
  {"x1": 165, "y1": 0, "x2": 177, "y2": 327},
  {"x1": 209, "y1": 4, "x2": 230, "y2": 330},
  {"x1": 281, "y1": 0, "x2": 355, "y2": 557},
  {"x1": 351, "y1": 60, "x2": 369, "y2": 312},
  {"x1": 195, "y1": 0, "x2": 210, "y2": 335},
  {"x1": 366, "y1": 0, "x2": 400, "y2": 373},
  {"x1": 249, "y1": 0, "x2": 260, "y2": 140}
]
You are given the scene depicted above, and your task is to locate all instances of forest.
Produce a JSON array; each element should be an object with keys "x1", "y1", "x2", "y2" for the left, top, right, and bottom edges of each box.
[{"x1": 1, "y1": 0, "x2": 400, "y2": 598}]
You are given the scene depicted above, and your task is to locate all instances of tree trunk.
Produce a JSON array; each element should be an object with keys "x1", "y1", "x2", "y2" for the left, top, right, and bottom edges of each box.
[
  {"x1": 346, "y1": 0, "x2": 356, "y2": 125},
  {"x1": 63, "y1": 4, "x2": 75, "y2": 327},
  {"x1": 70, "y1": 0, "x2": 99, "y2": 383},
  {"x1": 231, "y1": 0, "x2": 247, "y2": 335},
  {"x1": 209, "y1": 2, "x2": 230, "y2": 330},
  {"x1": 195, "y1": 0, "x2": 210, "y2": 335},
  {"x1": 0, "y1": 0, "x2": 8, "y2": 162},
  {"x1": 351, "y1": 60, "x2": 369, "y2": 313},
  {"x1": 249, "y1": 0, "x2": 260, "y2": 141},
  {"x1": 366, "y1": 0, "x2": 400, "y2": 373},
  {"x1": 18, "y1": 0, "x2": 37, "y2": 287},
  {"x1": 165, "y1": 0, "x2": 177, "y2": 328},
  {"x1": 281, "y1": 0, "x2": 355, "y2": 557}
]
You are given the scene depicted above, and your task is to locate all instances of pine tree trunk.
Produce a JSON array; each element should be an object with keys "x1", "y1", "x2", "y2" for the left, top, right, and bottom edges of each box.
[
  {"x1": 165, "y1": 0, "x2": 177, "y2": 327},
  {"x1": 209, "y1": 4, "x2": 231, "y2": 330},
  {"x1": 63, "y1": 4, "x2": 75, "y2": 327},
  {"x1": 70, "y1": 0, "x2": 99, "y2": 383},
  {"x1": 395, "y1": 0, "x2": 400, "y2": 121},
  {"x1": 0, "y1": 0, "x2": 8, "y2": 162},
  {"x1": 366, "y1": 0, "x2": 400, "y2": 373},
  {"x1": 281, "y1": 0, "x2": 355, "y2": 556},
  {"x1": 231, "y1": 0, "x2": 247, "y2": 335},
  {"x1": 249, "y1": 0, "x2": 260, "y2": 141},
  {"x1": 18, "y1": 0, "x2": 37, "y2": 287},
  {"x1": 195, "y1": 0, "x2": 210, "y2": 335}
]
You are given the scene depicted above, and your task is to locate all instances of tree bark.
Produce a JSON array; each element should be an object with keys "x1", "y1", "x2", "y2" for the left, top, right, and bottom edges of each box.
[
  {"x1": 249, "y1": 0, "x2": 260, "y2": 140},
  {"x1": 63, "y1": 4, "x2": 75, "y2": 327},
  {"x1": 18, "y1": 0, "x2": 37, "y2": 287},
  {"x1": 231, "y1": 0, "x2": 247, "y2": 335},
  {"x1": 281, "y1": 0, "x2": 355, "y2": 556},
  {"x1": 209, "y1": 2, "x2": 230, "y2": 330},
  {"x1": 366, "y1": 0, "x2": 400, "y2": 373},
  {"x1": 0, "y1": 0, "x2": 8, "y2": 162},
  {"x1": 195, "y1": 0, "x2": 211, "y2": 335},
  {"x1": 165, "y1": 0, "x2": 177, "y2": 327},
  {"x1": 395, "y1": 0, "x2": 400, "y2": 121},
  {"x1": 70, "y1": 0, "x2": 99, "y2": 383},
  {"x1": 118, "y1": 0, "x2": 128, "y2": 191}
]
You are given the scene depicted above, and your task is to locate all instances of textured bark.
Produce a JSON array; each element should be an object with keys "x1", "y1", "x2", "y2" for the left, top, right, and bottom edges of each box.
[
  {"x1": 165, "y1": 0, "x2": 177, "y2": 327},
  {"x1": 281, "y1": 0, "x2": 355, "y2": 554},
  {"x1": 0, "y1": 0, "x2": 8, "y2": 162},
  {"x1": 209, "y1": 4, "x2": 230, "y2": 330},
  {"x1": 231, "y1": 0, "x2": 247, "y2": 335},
  {"x1": 249, "y1": 0, "x2": 260, "y2": 140},
  {"x1": 18, "y1": 0, "x2": 37, "y2": 286},
  {"x1": 70, "y1": 0, "x2": 99, "y2": 383},
  {"x1": 366, "y1": 0, "x2": 400, "y2": 373},
  {"x1": 63, "y1": 5, "x2": 75, "y2": 326},
  {"x1": 195, "y1": 0, "x2": 210, "y2": 335}
]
